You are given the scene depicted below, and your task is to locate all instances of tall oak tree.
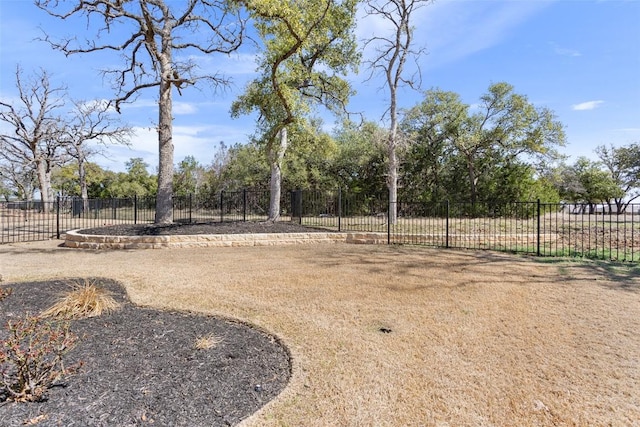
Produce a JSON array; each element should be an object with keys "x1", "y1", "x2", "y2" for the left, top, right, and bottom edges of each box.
[{"x1": 37, "y1": 0, "x2": 245, "y2": 223}]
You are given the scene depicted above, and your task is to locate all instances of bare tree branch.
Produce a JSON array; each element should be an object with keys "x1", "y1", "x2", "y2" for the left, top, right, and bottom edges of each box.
[
  {"x1": 35, "y1": 0, "x2": 247, "y2": 223},
  {"x1": 62, "y1": 99, "x2": 133, "y2": 203},
  {"x1": 0, "y1": 66, "x2": 69, "y2": 204},
  {"x1": 361, "y1": 0, "x2": 432, "y2": 223}
]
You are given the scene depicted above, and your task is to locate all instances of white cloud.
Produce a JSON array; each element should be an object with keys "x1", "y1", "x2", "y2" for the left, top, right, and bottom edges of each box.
[
  {"x1": 173, "y1": 125, "x2": 209, "y2": 136},
  {"x1": 356, "y1": 0, "x2": 555, "y2": 71},
  {"x1": 189, "y1": 52, "x2": 259, "y2": 77},
  {"x1": 119, "y1": 98, "x2": 228, "y2": 117},
  {"x1": 550, "y1": 43, "x2": 582, "y2": 57},
  {"x1": 572, "y1": 100, "x2": 604, "y2": 111},
  {"x1": 119, "y1": 98, "x2": 158, "y2": 110},
  {"x1": 173, "y1": 102, "x2": 198, "y2": 115},
  {"x1": 97, "y1": 122, "x2": 254, "y2": 172}
]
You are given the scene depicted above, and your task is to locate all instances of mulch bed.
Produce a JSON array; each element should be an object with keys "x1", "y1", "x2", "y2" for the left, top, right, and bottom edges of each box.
[
  {"x1": 0, "y1": 278, "x2": 291, "y2": 426},
  {"x1": 78, "y1": 221, "x2": 333, "y2": 236}
]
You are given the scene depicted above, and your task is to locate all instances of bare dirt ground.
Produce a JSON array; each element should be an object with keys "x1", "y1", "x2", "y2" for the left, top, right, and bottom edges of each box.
[{"x1": 0, "y1": 239, "x2": 639, "y2": 426}]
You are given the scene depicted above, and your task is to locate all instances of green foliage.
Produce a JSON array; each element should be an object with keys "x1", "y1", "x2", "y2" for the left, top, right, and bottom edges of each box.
[
  {"x1": 331, "y1": 120, "x2": 387, "y2": 194},
  {"x1": 232, "y1": 0, "x2": 359, "y2": 217},
  {"x1": 233, "y1": 0, "x2": 359, "y2": 144},
  {"x1": 0, "y1": 315, "x2": 81, "y2": 402},
  {"x1": 51, "y1": 161, "x2": 156, "y2": 199},
  {"x1": 216, "y1": 142, "x2": 270, "y2": 191},
  {"x1": 480, "y1": 162, "x2": 560, "y2": 204},
  {"x1": 596, "y1": 142, "x2": 640, "y2": 210},
  {"x1": 206, "y1": 120, "x2": 338, "y2": 192},
  {"x1": 51, "y1": 164, "x2": 80, "y2": 197},
  {"x1": 173, "y1": 156, "x2": 206, "y2": 197},
  {"x1": 556, "y1": 157, "x2": 624, "y2": 205},
  {"x1": 213, "y1": 119, "x2": 386, "y2": 195},
  {"x1": 400, "y1": 83, "x2": 565, "y2": 203},
  {"x1": 105, "y1": 158, "x2": 157, "y2": 198},
  {"x1": 400, "y1": 90, "x2": 465, "y2": 202},
  {"x1": 281, "y1": 119, "x2": 338, "y2": 190},
  {"x1": 52, "y1": 162, "x2": 112, "y2": 198}
]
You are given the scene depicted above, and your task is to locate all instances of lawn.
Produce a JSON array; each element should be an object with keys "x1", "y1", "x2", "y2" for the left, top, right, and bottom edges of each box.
[{"x1": 1, "y1": 241, "x2": 638, "y2": 426}]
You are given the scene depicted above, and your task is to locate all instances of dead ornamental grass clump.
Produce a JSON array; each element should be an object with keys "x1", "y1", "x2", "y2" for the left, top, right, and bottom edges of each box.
[
  {"x1": 194, "y1": 333, "x2": 223, "y2": 350},
  {"x1": 41, "y1": 279, "x2": 121, "y2": 320}
]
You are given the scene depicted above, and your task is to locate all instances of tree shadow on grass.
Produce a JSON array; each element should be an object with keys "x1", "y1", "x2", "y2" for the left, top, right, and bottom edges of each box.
[{"x1": 532, "y1": 257, "x2": 639, "y2": 292}]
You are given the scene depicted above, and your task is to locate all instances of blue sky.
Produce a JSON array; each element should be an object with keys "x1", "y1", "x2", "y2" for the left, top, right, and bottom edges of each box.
[{"x1": 1, "y1": 0, "x2": 639, "y2": 173}]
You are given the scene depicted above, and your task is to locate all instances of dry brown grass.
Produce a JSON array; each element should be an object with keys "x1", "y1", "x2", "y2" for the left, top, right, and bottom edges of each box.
[
  {"x1": 0, "y1": 286, "x2": 11, "y2": 301},
  {"x1": 41, "y1": 278, "x2": 121, "y2": 319},
  {"x1": 194, "y1": 334, "x2": 222, "y2": 350},
  {"x1": 1, "y1": 240, "x2": 639, "y2": 426}
]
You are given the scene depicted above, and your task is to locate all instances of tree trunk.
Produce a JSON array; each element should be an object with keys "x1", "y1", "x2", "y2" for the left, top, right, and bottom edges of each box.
[
  {"x1": 388, "y1": 131, "x2": 398, "y2": 224},
  {"x1": 469, "y1": 163, "x2": 478, "y2": 205},
  {"x1": 78, "y1": 150, "x2": 89, "y2": 211},
  {"x1": 155, "y1": 46, "x2": 174, "y2": 224},
  {"x1": 35, "y1": 158, "x2": 51, "y2": 206},
  {"x1": 387, "y1": 82, "x2": 399, "y2": 225},
  {"x1": 463, "y1": 151, "x2": 478, "y2": 205},
  {"x1": 268, "y1": 127, "x2": 288, "y2": 221}
]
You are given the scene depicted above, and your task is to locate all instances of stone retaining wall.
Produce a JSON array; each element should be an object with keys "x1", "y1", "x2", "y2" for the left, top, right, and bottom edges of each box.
[
  {"x1": 64, "y1": 230, "x2": 557, "y2": 250},
  {"x1": 64, "y1": 230, "x2": 353, "y2": 249}
]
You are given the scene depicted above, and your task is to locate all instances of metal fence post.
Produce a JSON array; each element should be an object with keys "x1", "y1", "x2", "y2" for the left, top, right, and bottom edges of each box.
[
  {"x1": 338, "y1": 187, "x2": 342, "y2": 232},
  {"x1": 603, "y1": 205, "x2": 606, "y2": 260},
  {"x1": 189, "y1": 193, "x2": 193, "y2": 223},
  {"x1": 220, "y1": 191, "x2": 224, "y2": 223},
  {"x1": 298, "y1": 190, "x2": 303, "y2": 224},
  {"x1": 445, "y1": 200, "x2": 450, "y2": 249},
  {"x1": 134, "y1": 195, "x2": 138, "y2": 224},
  {"x1": 56, "y1": 196, "x2": 61, "y2": 239},
  {"x1": 290, "y1": 190, "x2": 294, "y2": 222},
  {"x1": 243, "y1": 189, "x2": 247, "y2": 222},
  {"x1": 290, "y1": 190, "x2": 303, "y2": 224},
  {"x1": 536, "y1": 199, "x2": 541, "y2": 257}
]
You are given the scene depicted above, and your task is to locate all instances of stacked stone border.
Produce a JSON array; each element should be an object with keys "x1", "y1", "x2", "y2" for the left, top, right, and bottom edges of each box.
[
  {"x1": 64, "y1": 229, "x2": 390, "y2": 249},
  {"x1": 64, "y1": 230, "x2": 559, "y2": 250}
]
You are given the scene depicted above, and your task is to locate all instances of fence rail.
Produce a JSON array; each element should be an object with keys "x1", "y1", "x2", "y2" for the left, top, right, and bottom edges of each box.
[{"x1": 1, "y1": 192, "x2": 638, "y2": 262}]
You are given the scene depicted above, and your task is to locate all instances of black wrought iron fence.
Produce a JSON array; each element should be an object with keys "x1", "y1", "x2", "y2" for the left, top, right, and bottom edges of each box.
[
  {"x1": 290, "y1": 193, "x2": 639, "y2": 262},
  {"x1": 538, "y1": 202, "x2": 639, "y2": 262},
  {"x1": 386, "y1": 200, "x2": 541, "y2": 253},
  {"x1": 2, "y1": 192, "x2": 638, "y2": 262},
  {"x1": 0, "y1": 190, "x2": 280, "y2": 244},
  {"x1": 295, "y1": 189, "x2": 389, "y2": 232},
  {"x1": 172, "y1": 189, "x2": 286, "y2": 223},
  {"x1": 0, "y1": 201, "x2": 58, "y2": 244}
]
